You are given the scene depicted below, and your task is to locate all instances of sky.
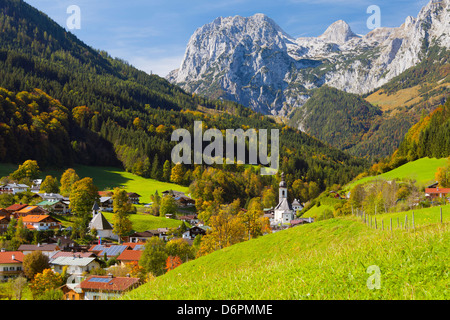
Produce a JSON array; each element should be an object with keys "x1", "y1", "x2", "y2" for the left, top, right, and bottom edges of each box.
[{"x1": 25, "y1": 0, "x2": 429, "y2": 77}]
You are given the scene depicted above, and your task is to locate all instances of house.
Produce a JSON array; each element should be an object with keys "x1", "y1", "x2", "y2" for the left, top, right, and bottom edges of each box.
[
  {"x1": 182, "y1": 226, "x2": 207, "y2": 240},
  {"x1": 18, "y1": 243, "x2": 60, "y2": 258},
  {"x1": 174, "y1": 195, "x2": 195, "y2": 207},
  {"x1": 51, "y1": 256, "x2": 101, "y2": 278},
  {"x1": 36, "y1": 200, "x2": 69, "y2": 215},
  {"x1": 0, "y1": 250, "x2": 24, "y2": 282},
  {"x1": 179, "y1": 214, "x2": 200, "y2": 225},
  {"x1": 127, "y1": 231, "x2": 158, "y2": 243},
  {"x1": 78, "y1": 275, "x2": 141, "y2": 300},
  {"x1": 30, "y1": 179, "x2": 42, "y2": 193},
  {"x1": 89, "y1": 202, "x2": 118, "y2": 240},
  {"x1": 127, "y1": 192, "x2": 141, "y2": 204},
  {"x1": 0, "y1": 216, "x2": 9, "y2": 235},
  {"x1": 117, "y1": 250, "x2": 142, "y2": 266},
  {"x1": 61, "y1": 283, "x2": 84, "y2": 300},
  {"x1": 292, "y1": 199, "x2": 304, "y2": 213},
  {"x1": 47, "y1": 235, "x2": 78, "y2": 251},
  {"x1": 425, "y1": 187, "x2": 450, "y2": 201},
  {"x1": 21, "y1": 215, "x2": 62, "y2": 231},
  {"x1": 15, "y1": 206, "x2": 48, "y2": 218},
  {"x1": 0, "y1": 183, "x2": 29, "y2": 195},
  {"x1": 99, "y1": 197, "x2": 113, "y2": 211},
  {"x1": 162, "y1": 190, "x2": 195, "y2": 207}
]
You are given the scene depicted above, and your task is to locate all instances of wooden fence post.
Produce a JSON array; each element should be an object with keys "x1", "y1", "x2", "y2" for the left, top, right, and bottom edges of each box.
[
  {"x1": 390, "y1": 218, "x2": 392, "y2": 231},
  {"x1": 412, "y1": 212, "x2": 415, "y2": 230},
  {"x1": 405, "y1": 215, "x2": 408, "y2": 230}
]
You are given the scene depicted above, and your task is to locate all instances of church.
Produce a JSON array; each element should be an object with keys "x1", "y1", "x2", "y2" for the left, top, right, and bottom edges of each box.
[{"x1": 273, "y1": 173, "x2": 302, "y2": 225}]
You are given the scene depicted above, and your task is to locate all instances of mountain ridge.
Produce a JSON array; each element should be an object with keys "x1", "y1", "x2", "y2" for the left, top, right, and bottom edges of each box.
[{"x1": 167, "y1": 0, "x2": 449, "y2": 116}]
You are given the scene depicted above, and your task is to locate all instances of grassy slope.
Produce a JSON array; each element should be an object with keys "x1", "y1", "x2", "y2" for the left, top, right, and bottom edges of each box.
[
  {"x1": 123, "y1": 216, "x2": 449, "y2": 300},
  {"x1": 0, "y1": 163, "x2": 189, "y2": 204},
  {"x1": 344, "y1": 157, "x2": 448, "y2": 191},
  {"x1": 0, "y1": 163, "x2": 189, "y2": 231},
  {"x1": 102, "y1": 212, "x2": 183, "y2": 232}
]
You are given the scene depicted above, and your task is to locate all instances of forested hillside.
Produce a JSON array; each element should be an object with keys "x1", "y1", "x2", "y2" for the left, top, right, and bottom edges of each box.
[
  {"x1": 0, "y1": 0, "x2": 367, "y2": 197},
  {"x1": 289, "y1": 46, "x2": 449, "y2": 160}
]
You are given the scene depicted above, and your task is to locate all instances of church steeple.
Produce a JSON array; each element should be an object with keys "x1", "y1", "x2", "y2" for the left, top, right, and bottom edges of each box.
[{"x1": 279, "y1": 172, "x2": 287, "y2": 200}]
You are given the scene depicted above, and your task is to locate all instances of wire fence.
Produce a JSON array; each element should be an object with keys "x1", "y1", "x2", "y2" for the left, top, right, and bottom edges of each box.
[{"x1": 354, "y1": 206, "x2": 446, "y2": 231}]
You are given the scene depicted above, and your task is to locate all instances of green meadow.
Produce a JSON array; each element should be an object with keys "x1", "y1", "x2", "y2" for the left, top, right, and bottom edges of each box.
[
  {"x1": 344, "y1": 157, "x2": 448, "y2": 191},
  {"x1": 0, "y1": 163, "x2": 189, "y2": 204},
  {"x1": 123, "y1": 213, "x2": 449, "y2": 300},
  {"x1": 102, "y1": 212, "x2": 183, "y2": 232}
]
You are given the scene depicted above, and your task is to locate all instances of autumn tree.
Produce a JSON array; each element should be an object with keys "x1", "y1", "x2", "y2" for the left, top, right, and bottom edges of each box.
[
  {"x1": 29, "y1": 269, "x2": 64, "y2": 299},
  {"x1": 241, "y1": 197, "x2": 265, "y2": 240},
  {"x1": 159, "y1": 195, "x2": 178, "y2": 218},
  {"x1": 111, "y1": 188, "x2": 133, "y2": 243},
  {"x1": 197, "y1": 200, "x2": 245, "y2": 257},
  {"x1": 166, "y1": 238, "x2": 195, "y2": 262},
  {"x1": 170, "y1": 163, "x2": 184, "y2": 185},
  {"x1": 261, "y1": 187, "x2": 277, "y2": 209},
  {"x1": 40, "y1": 175, "x2": 59, "y2": 194},
  {"x1": 23, "y1": 251, "x2": 50, "y2": 280},
  {"x1": 10, "y1": 160, "x2": 40, "y2": 182},
  {"x1": 165, "y1": 256, "x2": 183, "y2": 271},
  {"x1": 69, "y1": 177, "x2": 99, "y2": 239},
  {"x1": 149, "y1": 191, "x2": 161, "y2": 216},
  {"x1": 59, "y1": 168, "x2": 80, "y2": 196},
  {"x1": 139, "y1": 236, "x2": 168, "y2": 276},
  {"x1": 436, "y1": 160, "x2": 450, "y2": 188}
]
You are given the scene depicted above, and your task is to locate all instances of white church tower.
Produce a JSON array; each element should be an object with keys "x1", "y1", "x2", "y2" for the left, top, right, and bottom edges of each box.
[{"x1": 274, "y1": 173, "x2": 295, "y2": 224}]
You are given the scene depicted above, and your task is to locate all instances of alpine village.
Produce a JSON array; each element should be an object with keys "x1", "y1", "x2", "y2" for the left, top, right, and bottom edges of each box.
[{"x1": 0, "y1": 0, "x2": 449, "y2": 301}]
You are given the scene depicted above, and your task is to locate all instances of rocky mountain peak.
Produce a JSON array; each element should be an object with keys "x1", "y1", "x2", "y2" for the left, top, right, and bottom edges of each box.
[{"x1": 318, "y1": 20, "x2": 359, "y2": 44}]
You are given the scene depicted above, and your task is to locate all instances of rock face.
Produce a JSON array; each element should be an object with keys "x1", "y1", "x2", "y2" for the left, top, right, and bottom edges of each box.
[{"x1": 167, "y1": 0, "x2": 449, "y2": 116}]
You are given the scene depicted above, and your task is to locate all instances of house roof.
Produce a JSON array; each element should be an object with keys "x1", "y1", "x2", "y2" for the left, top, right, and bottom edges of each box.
[
  {"x1": 51, "y1": 256, "x2": 98, "y2": 267},
  {"x1": 18, "y1": 243, "x2": 59, "y2": 252},
  {"x1": 90, "y1": 212, "x2": 113, "y2": 230},
  {"x1": 16, "y1": 206, "x2": 47, "y2": 214},
  {"x1": 129, "y1": 231, "x2": 157, "y2": 238},
  {"x1": 37, "y1": 193, "x2": 64, "y2": 200},
  {"x1": 425, "y1": 188, "x2": 450, "y2": 194},
  {"x1": 117, "y1": 250, "x2": 142, "y2": 262},
  {"x1": 88, "y1": 245, "x2": 129, "y2": 257},
  {"x1": 0, "y1": 251, "x2": 24, "y2": 264},
  {"x1": 22, "y1": 215, "x2": 59, "y2": 223},
  {"x1": 37, "y1": 200, "x2": 66, "y2": 207},
  {"x1": 51, "y1": 251, "x2": 96, "y2": 260},
  {"x1": 79, "y1": 275, "x2": 140, "y2": 292},
  {"x1": 5, "y1": 204, "x2": 29, "y2": 212},
  {"x1": 275, "y1": 198, "x2": 293, "y2": 211}
]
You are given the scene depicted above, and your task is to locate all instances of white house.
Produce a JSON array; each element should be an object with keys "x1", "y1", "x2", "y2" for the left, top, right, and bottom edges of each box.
[
  {"x1": 51, "y1": 256, "x2": 101, "y2": 278},
  {"x1": 0, "y1": 183, "x2": 29, "y2": 195}
]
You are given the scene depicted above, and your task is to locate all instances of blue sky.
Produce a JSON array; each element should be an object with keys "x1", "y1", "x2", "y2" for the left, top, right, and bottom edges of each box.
[{"x1": 25, "y1": 0, "x2": 429, "y2": 77}]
